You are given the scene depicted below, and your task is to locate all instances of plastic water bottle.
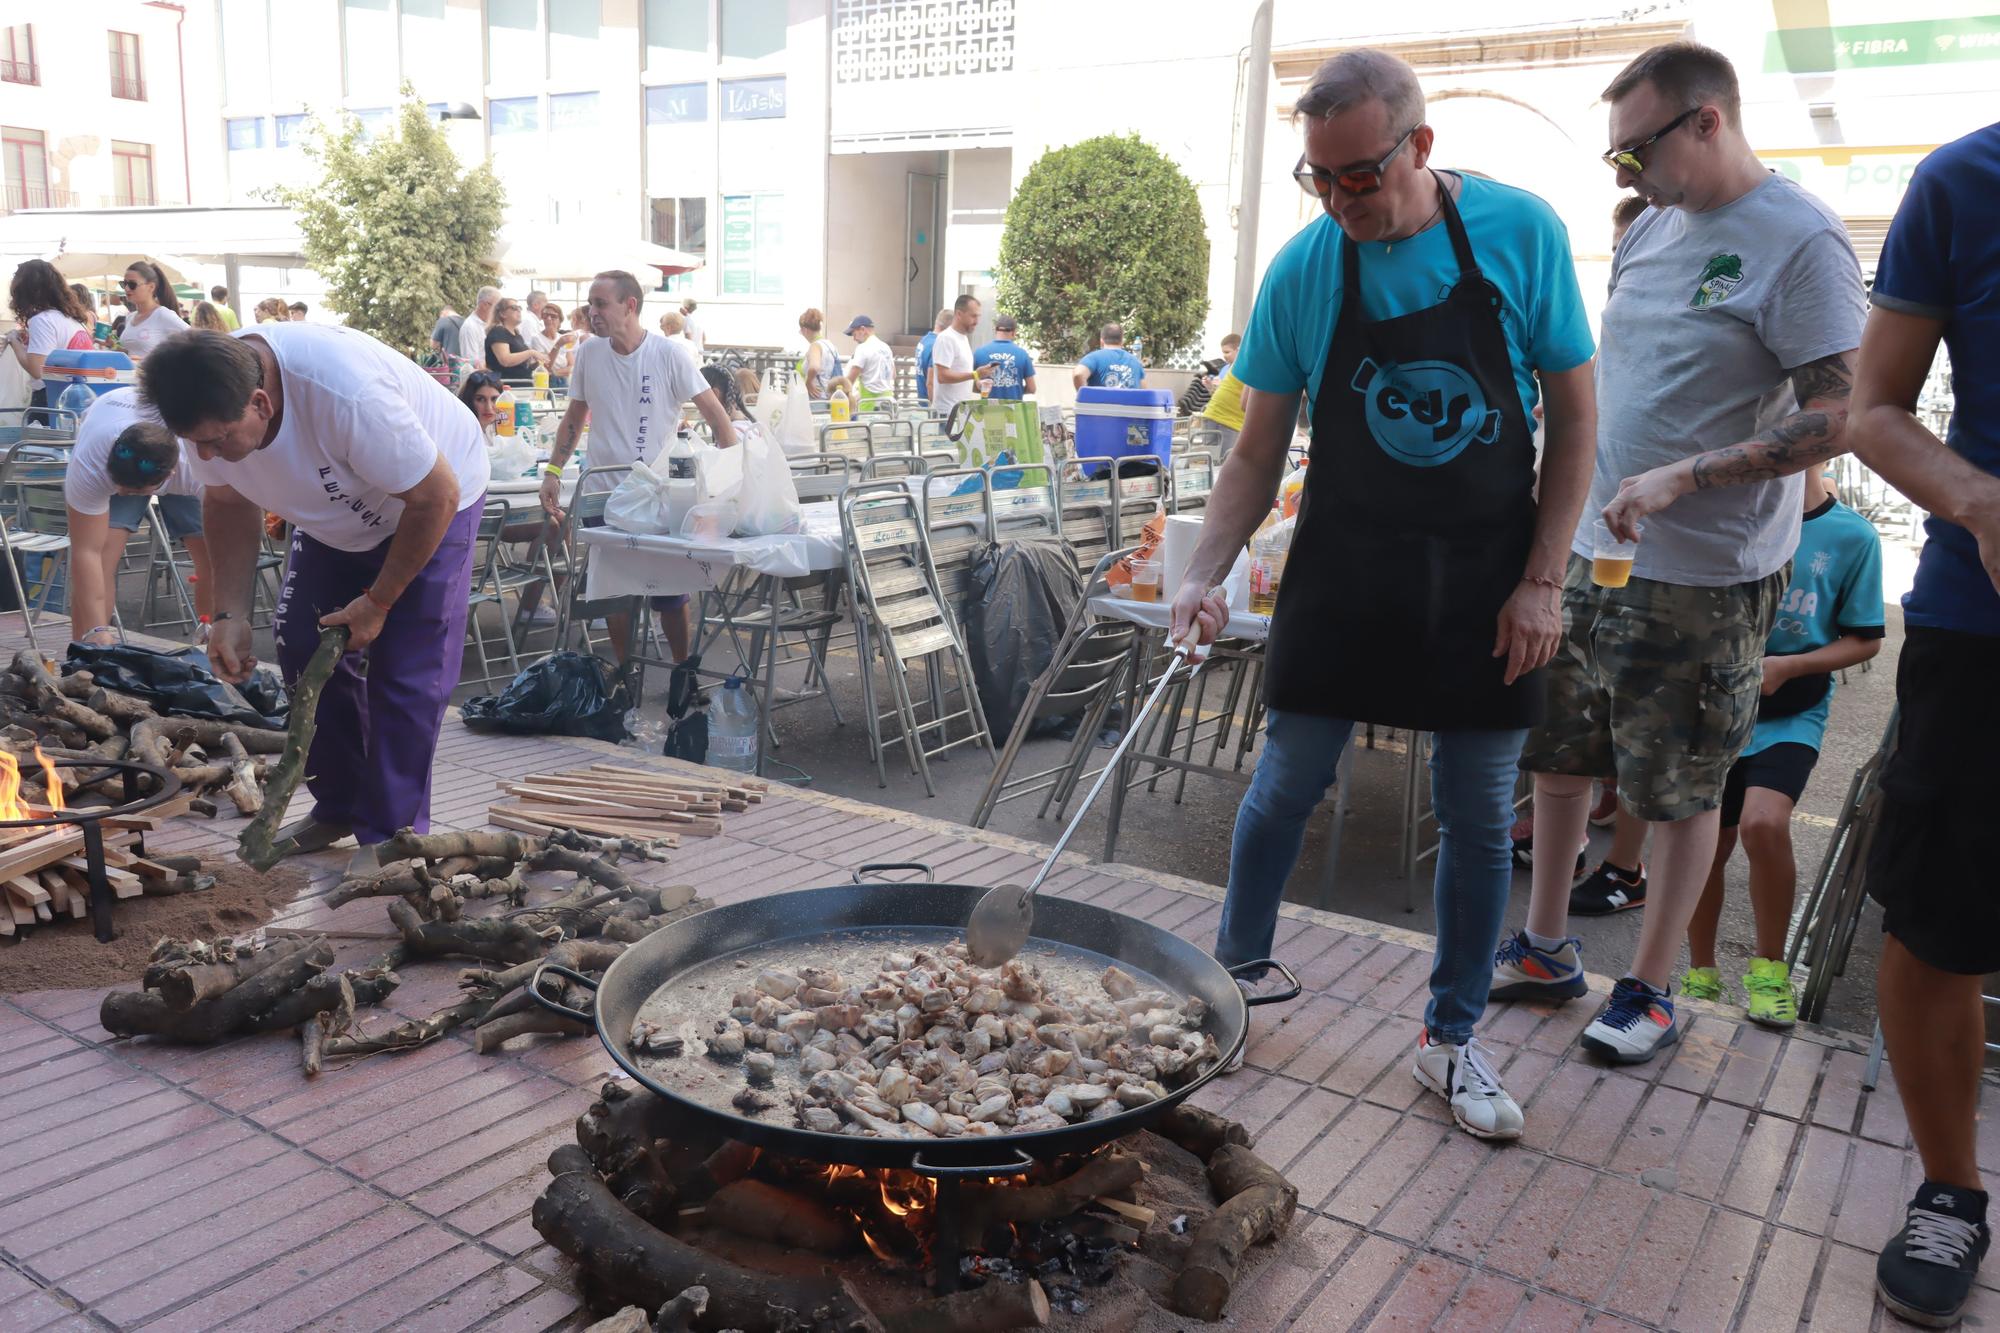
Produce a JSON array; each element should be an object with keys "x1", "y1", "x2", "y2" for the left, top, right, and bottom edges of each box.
[
  {"x1": 661, "y1": 431, "x2": 699, "y2": 534},
  {"x1": 56, "y1": 381, "x2": 96, "y2": 422},
  {"x1": 707, "y1": 677, "x2": 758, "y2": 773}
]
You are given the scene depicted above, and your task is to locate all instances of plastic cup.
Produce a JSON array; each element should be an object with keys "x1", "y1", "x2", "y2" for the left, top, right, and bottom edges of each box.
[
  {"x1": 1131, "y1": 559, "x2": 1162, "y2": 603},
  {"x1": 1591, "y1": 519, "x2": 1638, "y2": 588}
]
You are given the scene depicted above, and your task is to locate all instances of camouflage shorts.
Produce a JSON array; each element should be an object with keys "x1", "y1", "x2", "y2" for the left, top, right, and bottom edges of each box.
[{"x1": 1519, "y1": 554, "x2": 1788, "y2": 822}]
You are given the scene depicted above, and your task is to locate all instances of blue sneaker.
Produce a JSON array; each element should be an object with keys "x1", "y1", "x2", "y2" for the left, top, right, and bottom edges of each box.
[
  {"x1": 1489, "y1": 931, "x2": 1587, "y2": 1003},
  {"x1": 1580, "y1": 977, "x2": 1679, "y2": 1064}
]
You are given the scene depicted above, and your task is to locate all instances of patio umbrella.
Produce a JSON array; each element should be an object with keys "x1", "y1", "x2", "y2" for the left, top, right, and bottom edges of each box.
[
  {"x1": 49, "y1": 251, "x2": 197, "y2": 285},
  {"x1": 491, "y1": 223, "x2": 702, "y2": 283}
]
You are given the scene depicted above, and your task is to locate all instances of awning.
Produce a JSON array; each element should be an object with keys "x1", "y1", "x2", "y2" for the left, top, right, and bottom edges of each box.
[
  {"x1": 52, "y1": 252, "x2": 199, "y2": 284},
  {"x1": 0, "y1": 204, "x2": 308, "y2": 270},
  {"x1": 492, "y1": 222, "x2": 702, "y2": 282}
]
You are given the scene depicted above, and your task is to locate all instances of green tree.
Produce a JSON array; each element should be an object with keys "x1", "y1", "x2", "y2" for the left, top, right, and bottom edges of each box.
[
  {"x1": 997, "y1": 135, "x2": 1210, "y2": 365},
  {"x1": 269, "y1": 95, "x2": 503, "y2": 358}
]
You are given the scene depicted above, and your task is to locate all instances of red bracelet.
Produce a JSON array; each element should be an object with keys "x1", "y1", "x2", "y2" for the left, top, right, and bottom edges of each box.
[{"x1": 363, "y1": 586, "x2": 395, "y2": 613}]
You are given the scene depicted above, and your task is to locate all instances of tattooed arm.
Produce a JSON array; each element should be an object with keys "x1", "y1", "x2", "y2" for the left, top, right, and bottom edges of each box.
[{"x1": 1600, "y1": 349, "x2": 1857, "y2": 541}]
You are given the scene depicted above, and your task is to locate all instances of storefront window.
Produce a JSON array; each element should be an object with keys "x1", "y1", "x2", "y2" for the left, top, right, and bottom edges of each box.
[
  {"x1": 720, "y1": 193, "x2": 783, "y2": 297},
  {"x1": 547, "y1": 0, "x2": 599, "y2": 84},
  {"x1": 646, "y1": 0, "x2": 708, "y2": 67},
  {"x1": 486, "y1": 0, "x2": 541, "y2": 81},
  {"x1": 720, "y1": 0, "x2": 785, "y2": 61}
]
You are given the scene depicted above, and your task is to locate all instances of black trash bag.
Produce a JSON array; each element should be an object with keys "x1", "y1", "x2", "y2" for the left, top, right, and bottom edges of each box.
[
  {"x1": 961, "y1": 538, "x2": 1083, "y2": 746},
  {"x1": 662, "y1": 654, "x2": 709, "y2": 764},
  {"x1": 62, "y1": 643, "x2": 284, "y2": 728},
  {"x1": 461, "y1": 651, "x2": 630, "y2": 741}
]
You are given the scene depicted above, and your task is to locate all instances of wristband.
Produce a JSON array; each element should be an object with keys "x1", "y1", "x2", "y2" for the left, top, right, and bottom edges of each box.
[
  {"x1": 362, "y1": 586, "x2": 395, "y2": 613},
  {"x1": 542, "y1": 463, "x2": 564, "y2": 477}
]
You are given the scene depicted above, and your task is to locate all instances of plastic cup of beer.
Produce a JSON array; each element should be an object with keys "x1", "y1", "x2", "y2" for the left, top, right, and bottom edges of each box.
[
  {"x1": 1131, "y1": 559, "x2": 1163, "y2": 603},
  {"x1": 1591, "y1": 520, "x2": 1637, "y2": 588}
]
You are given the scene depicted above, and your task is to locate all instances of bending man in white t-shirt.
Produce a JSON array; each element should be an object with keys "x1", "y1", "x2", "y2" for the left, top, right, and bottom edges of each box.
[
  {"x1": 140, "y1": 325, "x2": 492, "y2": 875},
  {"x1": 62, "y1": 387, "x2": 213, "y2": 644},
  {"x1": 540, "y1": 269, "x2": 737, "y2": 666}
]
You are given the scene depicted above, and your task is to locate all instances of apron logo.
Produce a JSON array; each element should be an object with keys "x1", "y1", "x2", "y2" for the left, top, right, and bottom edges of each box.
[
  {"x1": 1349, "y1": 357, "x2": 1501, "y2": 467},
  {"x1": 1690, "y1": 253, "x2": 1744, "y2": 308}
]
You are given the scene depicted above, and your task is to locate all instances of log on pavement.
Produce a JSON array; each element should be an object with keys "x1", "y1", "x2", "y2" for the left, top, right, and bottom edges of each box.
[
  {"x1": 1168, "y1": 1142, "x2": 1298, "y2": 1321},
  {"x1": 238, "y1": 625, "x2": 349, "y2": 870}
]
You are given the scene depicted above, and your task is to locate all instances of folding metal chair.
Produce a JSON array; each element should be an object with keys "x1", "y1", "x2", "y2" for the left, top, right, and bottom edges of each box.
[
  {"x1": 839, "y1": 481, "x2": 995, "y2": 794},
  {"x1": 462, "y1": 499, "x2": 547, "y2": 688},
  {"x1": 0, "y1": 440, "x2": 76, "y2": 655},
  {"x1": 1056, "y1": 457, "x2": 1120, "y2": 578}
]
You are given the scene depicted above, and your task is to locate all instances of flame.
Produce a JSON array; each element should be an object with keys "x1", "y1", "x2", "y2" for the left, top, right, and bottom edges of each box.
[
  {"x1": 860, "y1": 1226, "x2": 899, "y2": 1264},
  {"x1": 878, "y1": 1172, "x2": 934, "y2": 1220},
  {"x1": 32, "y1": 747, "x2": 61, "y2": 813},
  {"x1": 0, "y1": 750, "x2": 21, "y2": 820}
]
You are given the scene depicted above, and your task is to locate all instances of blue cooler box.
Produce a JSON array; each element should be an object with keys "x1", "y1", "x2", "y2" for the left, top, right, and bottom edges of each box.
[
  {"x1": 43, "y1": 348, "x2": 136, "y2": 400},
  {"x1": 1074, "y1": 386, "x2": 1173, "y2": 478}
]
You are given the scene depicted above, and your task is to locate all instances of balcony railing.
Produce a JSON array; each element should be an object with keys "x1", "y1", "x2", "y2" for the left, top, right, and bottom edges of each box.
[
  {"x1": 110, "y1": 73, "x2": 146, "y2": 100},
  {"x1": 4, "y1": 183, "x2": 77, "y2": 210},
  {"x1": 0, "y1": 58, "x2": 36, "y2": 85}
]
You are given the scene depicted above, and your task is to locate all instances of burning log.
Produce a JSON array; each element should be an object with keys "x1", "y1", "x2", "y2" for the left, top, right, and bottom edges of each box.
[
  {"x1": 533, "y1": 1144, "x2": 883, "y2": 1333},
  {"x1": 239, "y1": 625, "x2": 349, "y2": 870},
  {"x1": 707, "y1": 1178, "x2": 856, "y2": 1253},
  {"x1": 954, "y1": 1152, "x2": 1145, "y2": 1252},
  {"x1": 1151, "y1": 1104, "x2": 1250, "y2": 1164},
  {"x1": 878, "y1": 1280, "x2": 1051, "y2": 1333},
  {"x1": 1167, "y1": 1143, "x2": 1297, "y2": 1321},
  {"x1": 385, "y1": 897, "x2": 549, "y2": 964}
]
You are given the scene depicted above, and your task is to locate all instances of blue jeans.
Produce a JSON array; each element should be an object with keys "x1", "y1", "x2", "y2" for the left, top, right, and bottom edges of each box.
[{"x1": 1217, "y1": 708, "x2": 1526, "y2": 1045}]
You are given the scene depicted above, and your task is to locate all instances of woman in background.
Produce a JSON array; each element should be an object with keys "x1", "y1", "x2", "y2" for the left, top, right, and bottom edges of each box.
[
  {"x1": 253, "y1": 297, "x2": 288, "y2": 323},
  {"x1": 797, "y1": 308, "x2": 840, "y2": 399},
  {"x1": 115, "y1": 260, "x2": 188, "y2": 360},
  {"x1": 189, "y1": 301, "x2": 230, "y2": 333},
  {"x1": 5, "y1": 259, "x2": 93, "y2": 406},
  {"x1": 458, "y1": 371, "x2": 504, "y2": 442}
]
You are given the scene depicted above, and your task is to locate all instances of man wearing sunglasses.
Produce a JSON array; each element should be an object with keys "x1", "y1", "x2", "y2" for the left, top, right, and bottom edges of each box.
[
  {"x1": 1168, "y1": 48, "x2": 1597, "y2": 1142},
  {"x1": 1498, "y1": 42, "x2": 1867, "y2": 1067}
]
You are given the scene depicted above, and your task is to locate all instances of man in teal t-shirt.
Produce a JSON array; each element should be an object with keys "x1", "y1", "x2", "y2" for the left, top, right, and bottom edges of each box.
[
  {"x1": 1683, "y1": 467, "x2": 1882, "y2": 1022},
  {"x1": 1165, "y1": 48, "x2": 1597, "y2": 1145}
]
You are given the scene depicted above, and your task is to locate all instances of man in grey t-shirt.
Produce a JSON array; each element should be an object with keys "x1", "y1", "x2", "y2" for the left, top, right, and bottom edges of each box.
[{"x1": 1495, "y1": 42, "x2": 1866, "y2": 1066}]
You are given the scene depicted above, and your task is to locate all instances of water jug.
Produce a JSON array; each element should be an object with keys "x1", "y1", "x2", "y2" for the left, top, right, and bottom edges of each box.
[
  {"x1": 707, "y1": 677, "x2": 758, "y2": 773},
  {"x1": 56, "y1": 380, "x2": 97, "y2": 422}
]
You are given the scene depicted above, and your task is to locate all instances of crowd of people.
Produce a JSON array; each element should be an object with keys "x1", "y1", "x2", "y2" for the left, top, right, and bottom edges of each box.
[
  {"x1": 1163, "y1": 41, "x2": 1994, "y2": 1329},
  {"x1": 9, "y1": 33, "x2": 1995, "y2": 1329}
]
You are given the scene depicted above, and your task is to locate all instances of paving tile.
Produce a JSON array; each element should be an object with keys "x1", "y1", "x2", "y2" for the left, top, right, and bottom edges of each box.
[
  {"x1": 1760, "y1": 1035, "x2": 1824, "y2": 1120},
  {"x1": 1607, "y1": 1083, "x2": 1701, "y2": 1178},
  {"x1": 0, "y1": 1098, "x2": 223, "y2": 1207},
  {"x1": 1538, "y1": 1171, "x2": 1654, "y2": 1302},
  {"x1": 1284, "y1": 1002, "x2": 1390, "y2": 1087},
  {"x1": 1833, "y1": 1134, "x2": 1917, "y2": 1250},
  {"x1": 1808, "y1": 1241, "x2": 1886, "y2": 1333},
  {"x1": 1599, "y1": 1189, "x2": 1710, "y2": 1326},
  {"x1": 1434, "y1": 1268, "x2": 1530, "y2": 1333},
  {"x1": 1289, "y1": 1234, "x2": 1412, "y2": 1333},
  {"x1": 1503, "y1": 1291, "x2": 1591, "y2": 1333},
  {"x1": 1655, "y1": 1014, "x2": 1732, "y2": 1096},
  {"x1": 1363, "y1": 1251, "x2": 1467, "y2": 1330},
  {"x1": 1372, "y1": 1129, "x2": 1488, "y2": 1246},
  {"x1": 1295, "y1": 934, "x2": 1380, "y2": 993},
  {"x1": 310, "y1": 1243, "x2": 502, "y2": 1330},
  {"x1": 1810, "y1": 1048, "x2": 1868, "y2": 1134},
  {"x1": 474, "y1": 1284, "x2": 587, "y2": 1333},
  {"x1": 1737, "y1": 1225, "x2": 1819, "y2": 1330},
  {"x1": 1778, "y1": 1124, "x2": 1850, "y2": 1234},
  {"x1": 1858, "y1": 1065, "x2": 1913, "y2": 1148},
  {"x1": 1718, "y1": 1112, "x2": 1798, "y2": 1217},
  {"x1": 1666, "y1": 1206, "x2": 1759, "y2": 1331},
  {"x1": 1224, "y1": 1071, "x2": 1315, "y2": 1141},
  {"x1": 1712, "y1": 1025, "x2": 1785, "y2": 1108},
  {"x1": 395, "y1": 1262, "x2": 546, "y2": 1332},
  {"x1": 1517, "y1": 1060, "x2": 1599, "y2": 1155},
  {"x1": 1326, "y1": 1113, "x2": 1450, "y2": 1227},
  {"x1": 1554, "y1": 1066, "x2": 1648, "y2": 1167},
  {"x1": 208, "y1": 1214, "x2": 460, "y2": 1332},
  {"x1": 1431, "y1": 1144, "x2": 1545, "y2": 1264},
  {"x1": 1250, "y1": 1087, "x2": 1349, "y2": 1175},
  {"x1": 1319, "y1": 1015, "x2": 1411, "y2": 1099},
  {"x1": 1288, "y1": 1100, "x2": 1400, "y2": 1208}
]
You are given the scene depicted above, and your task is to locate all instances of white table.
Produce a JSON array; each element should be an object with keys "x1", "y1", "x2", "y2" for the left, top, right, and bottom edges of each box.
[{"x1": 576, "y1": 503, "x2": 850, "y2": 776}]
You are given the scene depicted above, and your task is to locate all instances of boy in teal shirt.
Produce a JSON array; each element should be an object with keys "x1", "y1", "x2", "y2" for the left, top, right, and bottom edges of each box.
[{"x1": 1683, "y1": 466, "x2": 1884, "y2": 1024}]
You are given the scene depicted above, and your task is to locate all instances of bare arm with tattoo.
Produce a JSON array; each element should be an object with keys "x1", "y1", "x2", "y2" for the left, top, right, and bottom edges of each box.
[{"x1": 1600, "y1": 348, "x2": 1857, "y2": 541}]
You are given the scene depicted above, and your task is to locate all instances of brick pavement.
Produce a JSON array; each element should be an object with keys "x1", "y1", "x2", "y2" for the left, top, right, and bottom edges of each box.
[{"x1": 0, "y1": 700, "x2": 1992, "y2": 1330}]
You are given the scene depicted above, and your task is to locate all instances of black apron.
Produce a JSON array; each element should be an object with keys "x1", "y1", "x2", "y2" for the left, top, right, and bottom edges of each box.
[{"x1": 1264, "y1": 173, "x2": 1543, "y2": 732}]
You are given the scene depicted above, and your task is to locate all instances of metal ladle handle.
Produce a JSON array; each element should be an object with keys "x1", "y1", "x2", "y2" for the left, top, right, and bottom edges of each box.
[{"x1": 1016, "y1": 625, "x2": 1204, "y2": 905}]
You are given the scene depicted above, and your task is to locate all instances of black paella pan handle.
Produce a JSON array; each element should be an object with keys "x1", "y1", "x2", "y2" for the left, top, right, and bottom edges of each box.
[
  {"x1": 1227, "y1": 958, "x2": 1302, "y2": 1006},
  {"x1": 852, "y1": 862, "x2": 935, "y2": 883},
  {"x1": 909, "y1": 1147, "x2": 1036, "y2": 1178},
  {"x1": 528, "y1": 963, "x2": 600, "y2": 1024}
]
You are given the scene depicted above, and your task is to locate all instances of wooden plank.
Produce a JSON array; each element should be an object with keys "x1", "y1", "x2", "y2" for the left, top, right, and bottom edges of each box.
[
  {"x1": 488, "y1": 805, "x2": 708, "y2": 841},
  {"x1": 6, "y1": 875, "x2": 50, "y2": 906},
  {"x1": 586, "y1": 763, "x2": 768, "y2": 794},
  {"x1": 6, "y1": 896, "x2": 29, "y2": 926},
  {"x1": 126, "y1": 857, "x2": 185, "y2": 882},
  {"x1": 501, "y1": 779, "x2": 697, "y2": 810},
  {"x1": 56, "y1": 859, "x2": 143, "y2": 899},
  {"x1": 0, "y1": 828, "x2": 84, "y2": 880}
]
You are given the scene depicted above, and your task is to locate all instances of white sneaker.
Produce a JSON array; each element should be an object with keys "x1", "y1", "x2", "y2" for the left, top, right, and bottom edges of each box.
[{"x1": 1412, "y1": 1032, "x2": 1523, "y2": 1141}]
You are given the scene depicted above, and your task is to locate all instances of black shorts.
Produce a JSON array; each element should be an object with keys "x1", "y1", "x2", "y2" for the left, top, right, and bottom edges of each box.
[
  {"x1": 1719, "y1": 742, "x2": 1819, "y2": 828},
  {"x1": 1866, "y1": 625, "x2": 2000, "y2": 976}
]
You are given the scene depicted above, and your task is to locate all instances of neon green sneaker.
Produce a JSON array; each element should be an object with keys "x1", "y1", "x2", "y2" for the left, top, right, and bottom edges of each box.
[
  {"x1": 1681, "y1": 967, "x2": 1723, "y2": 1002},
  {"x1": 1743, "y1": 958, "x2": 1798, "y2": 1028}
]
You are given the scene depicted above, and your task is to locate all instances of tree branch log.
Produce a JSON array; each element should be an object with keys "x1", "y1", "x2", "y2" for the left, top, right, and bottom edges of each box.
[
  {"x1": 1168, "y1": 1143, "x2": 1297, "y2": 1321},
  {"x1": 238, "y1": 625, "x2": 349, "y2": 870},
  {"x1": 878, "y1": 1280, "x2": 1050, "y2": 1333}
]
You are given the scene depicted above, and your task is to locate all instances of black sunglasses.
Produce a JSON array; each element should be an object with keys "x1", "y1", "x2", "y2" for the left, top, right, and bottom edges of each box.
[
  {"x1": 1603, "y1": 107, "x2": 1700, "y2": 174},
  {"x1": 120, "y1": 278, "x2": 143, "y2": 290},
  {"x1": 1294, "y1": 125, "x2": 1419, "y2": 200}
]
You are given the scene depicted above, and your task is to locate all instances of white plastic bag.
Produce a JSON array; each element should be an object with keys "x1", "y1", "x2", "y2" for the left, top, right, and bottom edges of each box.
[
  {"x1": 732, "y1": 422, "x2": 803, "y2": 536},
  {"x1": 749, "y1": 369, "x2": 782, "y2": 439},
  {"x1": 604, "y1": 459, "x2": 678, "y2": 535},
  {"x1": 778, "y1": 375, "x2": 816, "y2": 457},
  {"x1": 487, "y1": 432, "x2": 536, "y2": 482}
]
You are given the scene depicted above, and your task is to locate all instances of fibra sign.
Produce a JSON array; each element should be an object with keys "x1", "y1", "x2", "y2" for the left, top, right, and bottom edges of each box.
[{"x1": 1350, "y1": 357, "x2": 1500, "y2": 468}]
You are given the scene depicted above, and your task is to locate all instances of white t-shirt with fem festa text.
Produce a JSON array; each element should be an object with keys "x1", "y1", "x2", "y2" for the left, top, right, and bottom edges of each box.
[
  {"x1": 568, "y1": 331, "x2": 706, "y2": 493},
  {"x1": 183, "y1": 323, "x2": 490, "y2": 551},
  {"x1": 63, "y1": 388, "x2": 201, "y2": 516}
]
